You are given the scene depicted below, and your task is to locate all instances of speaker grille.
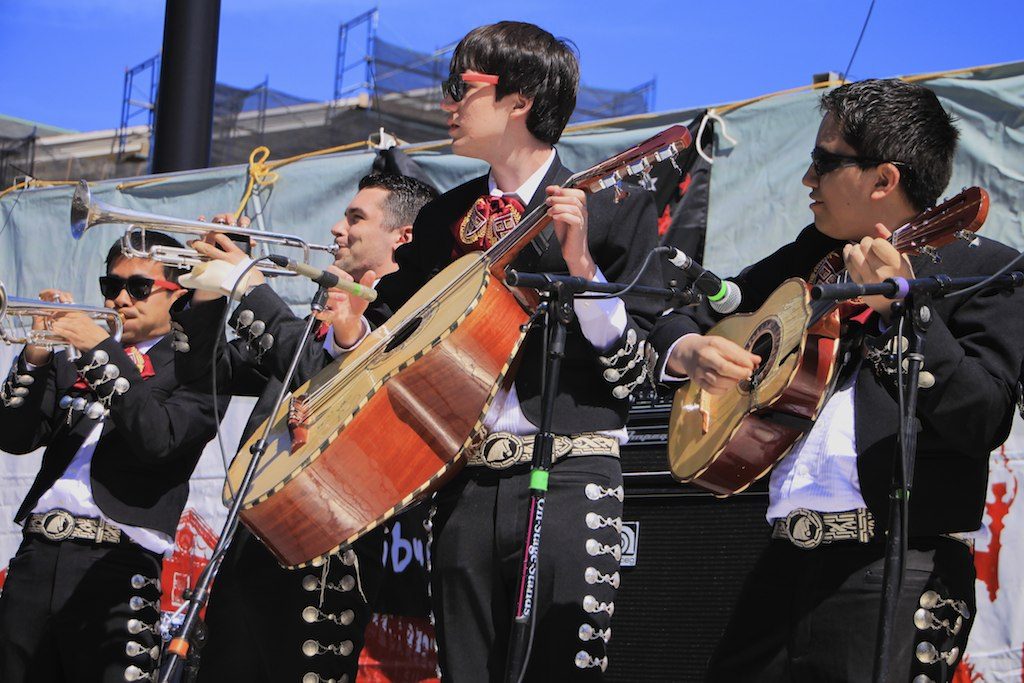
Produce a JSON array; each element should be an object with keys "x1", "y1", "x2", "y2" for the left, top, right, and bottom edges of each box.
[{"x1": 606, "y1": 484, "x2": 772, "y2": 681}]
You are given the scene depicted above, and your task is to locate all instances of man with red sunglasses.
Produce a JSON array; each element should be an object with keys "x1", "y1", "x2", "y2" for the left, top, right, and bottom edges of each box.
[
  {"x1": 0, "y1": 231, "x2": 222, "y2": 682},
  {"x1": 347, "y1": 21, "x2": 663, "y2": 681}
]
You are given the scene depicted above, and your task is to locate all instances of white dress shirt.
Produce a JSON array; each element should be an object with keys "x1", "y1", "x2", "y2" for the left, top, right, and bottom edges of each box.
[
  {"x1": 765, "y1": 374, "x2": 868, "y2": 522},
  {"x1": 31, "y1": 336, "x2": 175, "y2": 555},
  {"x1": 328, "y1": 149, "x2": 631, "y2": 442}
]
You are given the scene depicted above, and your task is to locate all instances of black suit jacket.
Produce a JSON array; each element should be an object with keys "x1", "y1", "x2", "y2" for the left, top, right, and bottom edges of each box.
[
  {"x1": 0, "y1": 335, "x2": 221, "y2": 537},
  {"x1": 172, "y1": 285, "x2": 332, "y2": 446},
  {"x1": 649, "y1": 225, "x2": 1024, "y2": 535},
  {"x1": 373, "y1": 154, "x2": 664, "y2": 434}
]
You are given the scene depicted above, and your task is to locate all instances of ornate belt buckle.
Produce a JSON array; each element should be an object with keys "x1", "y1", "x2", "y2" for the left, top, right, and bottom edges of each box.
[
  {"x1": 481, "y1": 434, "x2": 525, "y2": 470},
  {"x1": 40, "y1": 509, "x2": 76, "y2": 541},
  {"x1": 783, "y1": 508, "x2": 825, "y2": 549}
]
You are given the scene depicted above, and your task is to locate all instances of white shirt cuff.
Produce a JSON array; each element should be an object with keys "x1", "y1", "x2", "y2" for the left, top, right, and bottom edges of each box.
[
  {"x1": 660, "y1": 333, "x2": 700, "y2": 382},
  {"x1": 573, "y1": 267, "x2": 628, "y2": 353},
  {"x1": 323, "y1": 317, "x2": 370, "y2": 358}
]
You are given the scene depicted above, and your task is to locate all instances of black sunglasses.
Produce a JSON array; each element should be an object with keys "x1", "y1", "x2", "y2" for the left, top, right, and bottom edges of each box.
[
  {"x1": 810, "y1": 147, "x2": 886, "y2": 176},
  {"x1": 810, "y1": 146, "x2": 911, "y2": 178},
  {"x1": 99, "y1": 275, "x2": 180, "y2": 300}
]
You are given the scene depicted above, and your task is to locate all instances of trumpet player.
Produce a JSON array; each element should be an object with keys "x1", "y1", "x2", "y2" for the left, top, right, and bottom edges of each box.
[
  {"x1": 0, "y1": 231, "x2": 222, "y2": 683},
  {"x1": 170, "y1": 172, "x2": 437, "y2": 682}
]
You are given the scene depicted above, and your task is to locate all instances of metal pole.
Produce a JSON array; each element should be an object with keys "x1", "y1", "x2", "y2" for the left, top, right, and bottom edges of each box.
[{"x1": 151, "y1": 0, "x2": 222, "y2": 173}]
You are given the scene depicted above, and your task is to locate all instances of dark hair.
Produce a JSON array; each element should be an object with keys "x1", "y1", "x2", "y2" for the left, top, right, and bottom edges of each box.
[
  {"x1": 450, "y1": 21, "x2": 579, "y2": 145},
  {"x1": 105, "y1": 230, "x2": 185, "y2": 283},
  {"x1": 357, "y1": 172, "x2": 438, "y2": 229},
  {"x1": 820, "y1": 79, "x2": 959, "y2": 211}
]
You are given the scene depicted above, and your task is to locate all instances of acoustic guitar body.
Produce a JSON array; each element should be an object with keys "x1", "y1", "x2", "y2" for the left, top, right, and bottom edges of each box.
[
  {"x1": 667, "y1": 278, "x2": 840, "y2": 496},
  {"x1": 227, "y1": 253, "x2": 529, "y2": 567}
]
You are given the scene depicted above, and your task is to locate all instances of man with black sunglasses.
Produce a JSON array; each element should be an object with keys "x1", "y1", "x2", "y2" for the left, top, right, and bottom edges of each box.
[
  {"x1": 0, "y1": 231, "x2": 222, "y2": 682},
  {"x1": 649, "y1": 79, "x2": 1024, "y2": 681}
]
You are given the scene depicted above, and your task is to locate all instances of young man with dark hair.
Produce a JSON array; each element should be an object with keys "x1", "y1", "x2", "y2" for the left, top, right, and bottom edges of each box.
[
  {"x1": 172, "y1": 172, "x2": 437, "y2": 682},
  {"x1": 0, "y1": 231, "x2": 221, "y2": 682},
  {"x1": 650, "y1": 78, "x2": 1024, "y2": 681},
  {"x1": 326, "y1": 20, "x2": 662, "y2": 681}
]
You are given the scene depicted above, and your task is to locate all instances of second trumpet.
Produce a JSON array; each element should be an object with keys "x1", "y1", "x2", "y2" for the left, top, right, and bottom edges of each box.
[{"x1": 70, "y1": 180, "x2": 337, "y2": 276}]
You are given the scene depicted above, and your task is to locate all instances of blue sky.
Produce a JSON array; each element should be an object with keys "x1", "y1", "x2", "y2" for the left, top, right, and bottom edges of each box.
[{"x1": 1, "y1": 0, "x2": 1021, "y2": 133}]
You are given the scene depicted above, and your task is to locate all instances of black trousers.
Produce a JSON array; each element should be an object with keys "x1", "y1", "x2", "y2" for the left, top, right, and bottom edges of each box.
[
  {"x1": 0, "y1": 535, "x2": 163, "y2": 683},
  {"x1": 196, "y1": 526, "x2": 385, "y2": 683},
  {"x1": 706, "y1": 537, "x2": 976, "y2": 682},
  {"x1": 431, "y1": 454, "x2": 623, "y2": 682}
]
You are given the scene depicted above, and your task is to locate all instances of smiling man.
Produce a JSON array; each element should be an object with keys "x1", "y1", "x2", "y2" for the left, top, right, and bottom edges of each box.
[
  {"x1": 649, "y1": 79, "x2": 1024, "y2": 682},
  {"x1": 172, "y1": 172, "x2": 437, "y2": 683},
  {"x1": 0, "y1": 231, "x2": 221, "y2": 682}
]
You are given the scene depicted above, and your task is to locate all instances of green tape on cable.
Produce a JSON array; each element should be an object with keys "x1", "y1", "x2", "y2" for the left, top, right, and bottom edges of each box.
[{"x1": 530, "y1": 469, "x2": 550, "y2": 491}]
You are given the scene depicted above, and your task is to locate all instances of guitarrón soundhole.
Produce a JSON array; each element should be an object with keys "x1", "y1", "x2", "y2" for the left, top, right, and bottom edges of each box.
[
  {"x1": 384, "y1": 316, "x2": 423, "y2": 353},
  {"x1": 741, "y1": 322, "x2": 780, "y2": 391}
]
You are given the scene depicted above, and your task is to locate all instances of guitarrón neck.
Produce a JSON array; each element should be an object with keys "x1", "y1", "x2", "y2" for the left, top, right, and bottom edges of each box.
[{"x1": 486, "y1": 175, "x2": 580, "y2": 273}]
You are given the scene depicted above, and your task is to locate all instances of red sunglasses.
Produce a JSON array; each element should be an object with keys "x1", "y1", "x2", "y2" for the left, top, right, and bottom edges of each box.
[{"x1": 441, "y1": 70, "x2": 500, "y2": 102}]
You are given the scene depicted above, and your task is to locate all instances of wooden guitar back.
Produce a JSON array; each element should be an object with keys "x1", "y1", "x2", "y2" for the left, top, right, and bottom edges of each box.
[
  {"x1": 668, "y1": 278, "x2": 820, "y2": 493},
  {"x1": 227, "y1": 254, "x2": 529, "y2": 567}
]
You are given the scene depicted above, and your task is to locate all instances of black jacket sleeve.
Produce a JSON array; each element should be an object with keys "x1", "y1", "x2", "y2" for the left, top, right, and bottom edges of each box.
[
  {"x1": 0, "y1": 352, "x2": 61, "y2": 454},
  {"x1": 862, "y1": 237, "x2": 1024, "y2": 454}
]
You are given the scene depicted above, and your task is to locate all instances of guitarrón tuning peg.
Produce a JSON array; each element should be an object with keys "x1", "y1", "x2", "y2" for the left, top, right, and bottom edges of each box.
[
  {"x1": 669, "y1": 156, "x2": 682, "y2": 174},
  {"x1": 613, "y1": 181, "x2": 629, "y2": 204},
  {"x1": 639, "y1": 171, "x2": 657, "y2": 192},
  {"x1": 955, "y1": 229, "x2": 980, "y2": 247}
]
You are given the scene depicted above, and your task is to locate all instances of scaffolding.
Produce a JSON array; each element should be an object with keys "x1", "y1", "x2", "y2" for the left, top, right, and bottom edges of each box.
[
  {"x1": 116, "y1": 54, "x2": 160, "y2": 161},
  {"x1": 333, "y1": 8, "x2": 379, "y2": 103},
  {"x1": 0, "y1": 132, "x2": 35, "y2": 190},
  {"x1": 331, "y1": 11, "x2": 657, "y2": 127}
]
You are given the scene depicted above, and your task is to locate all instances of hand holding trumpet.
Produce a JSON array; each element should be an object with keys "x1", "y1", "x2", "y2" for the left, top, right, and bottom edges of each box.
[
  {"x1": 24, "y1": 290, "x2": 111, "y2": 364},
  {"x1": 187, "y1": 214, "x2": 265, "y2": 304}
]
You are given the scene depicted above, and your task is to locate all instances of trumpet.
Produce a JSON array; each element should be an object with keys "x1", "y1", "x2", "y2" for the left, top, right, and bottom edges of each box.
[
  {"x1": 0, "y1": 280, "x2": 124, "y2": 358},
  {"x1": 70, "y1": 180, "x2": 338, "y2": 276}
]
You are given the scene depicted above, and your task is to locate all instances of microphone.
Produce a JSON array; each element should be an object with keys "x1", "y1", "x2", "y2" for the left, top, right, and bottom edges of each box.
[
  {"x1": 662, "y1": 248, "x2": 742, "y2": 314},
  {"x1": 266, "y1": 255, "x2": 377, "y2": 302}
]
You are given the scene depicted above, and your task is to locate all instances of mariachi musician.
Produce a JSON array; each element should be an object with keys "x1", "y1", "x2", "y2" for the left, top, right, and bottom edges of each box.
[
  {"x1": 0, "y1": 231, "x2": 221, "y2": 683},
  {"x1": 170, "y1": 172, "x2": 437, "y2": 682},
  {"x1": 650, "y1": 78, "x2": 1024, "y2": 682},
  {"x1": 325, "y1": 22, "x2": 664, "y2": 681}
]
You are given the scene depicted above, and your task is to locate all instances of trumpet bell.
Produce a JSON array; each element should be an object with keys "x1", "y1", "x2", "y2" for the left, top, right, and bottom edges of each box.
[{"x1": 70, "y1": 180, "x2": 92, "y2": 240}]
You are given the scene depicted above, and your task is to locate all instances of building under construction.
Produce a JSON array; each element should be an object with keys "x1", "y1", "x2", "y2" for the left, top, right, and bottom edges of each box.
[{"x1": 0, "y1": 9, "x2": 655, "y2": 189}]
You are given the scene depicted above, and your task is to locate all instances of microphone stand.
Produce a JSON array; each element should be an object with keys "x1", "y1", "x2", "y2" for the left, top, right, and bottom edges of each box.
[
  {"x1": 502, "y1": 270, "x2": 700, "y2": 683},
  {"x1": 159, "y1": 286, "x2": 329, "y2": 683},
  {"x1": 812, "y1": 271, "x2": 1023, "y2": 683}
]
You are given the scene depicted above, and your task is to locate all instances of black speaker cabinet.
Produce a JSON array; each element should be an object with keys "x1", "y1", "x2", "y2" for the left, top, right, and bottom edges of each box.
[{"x1": 605, "y1": 388, "x2": 773, "y2": 681}]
